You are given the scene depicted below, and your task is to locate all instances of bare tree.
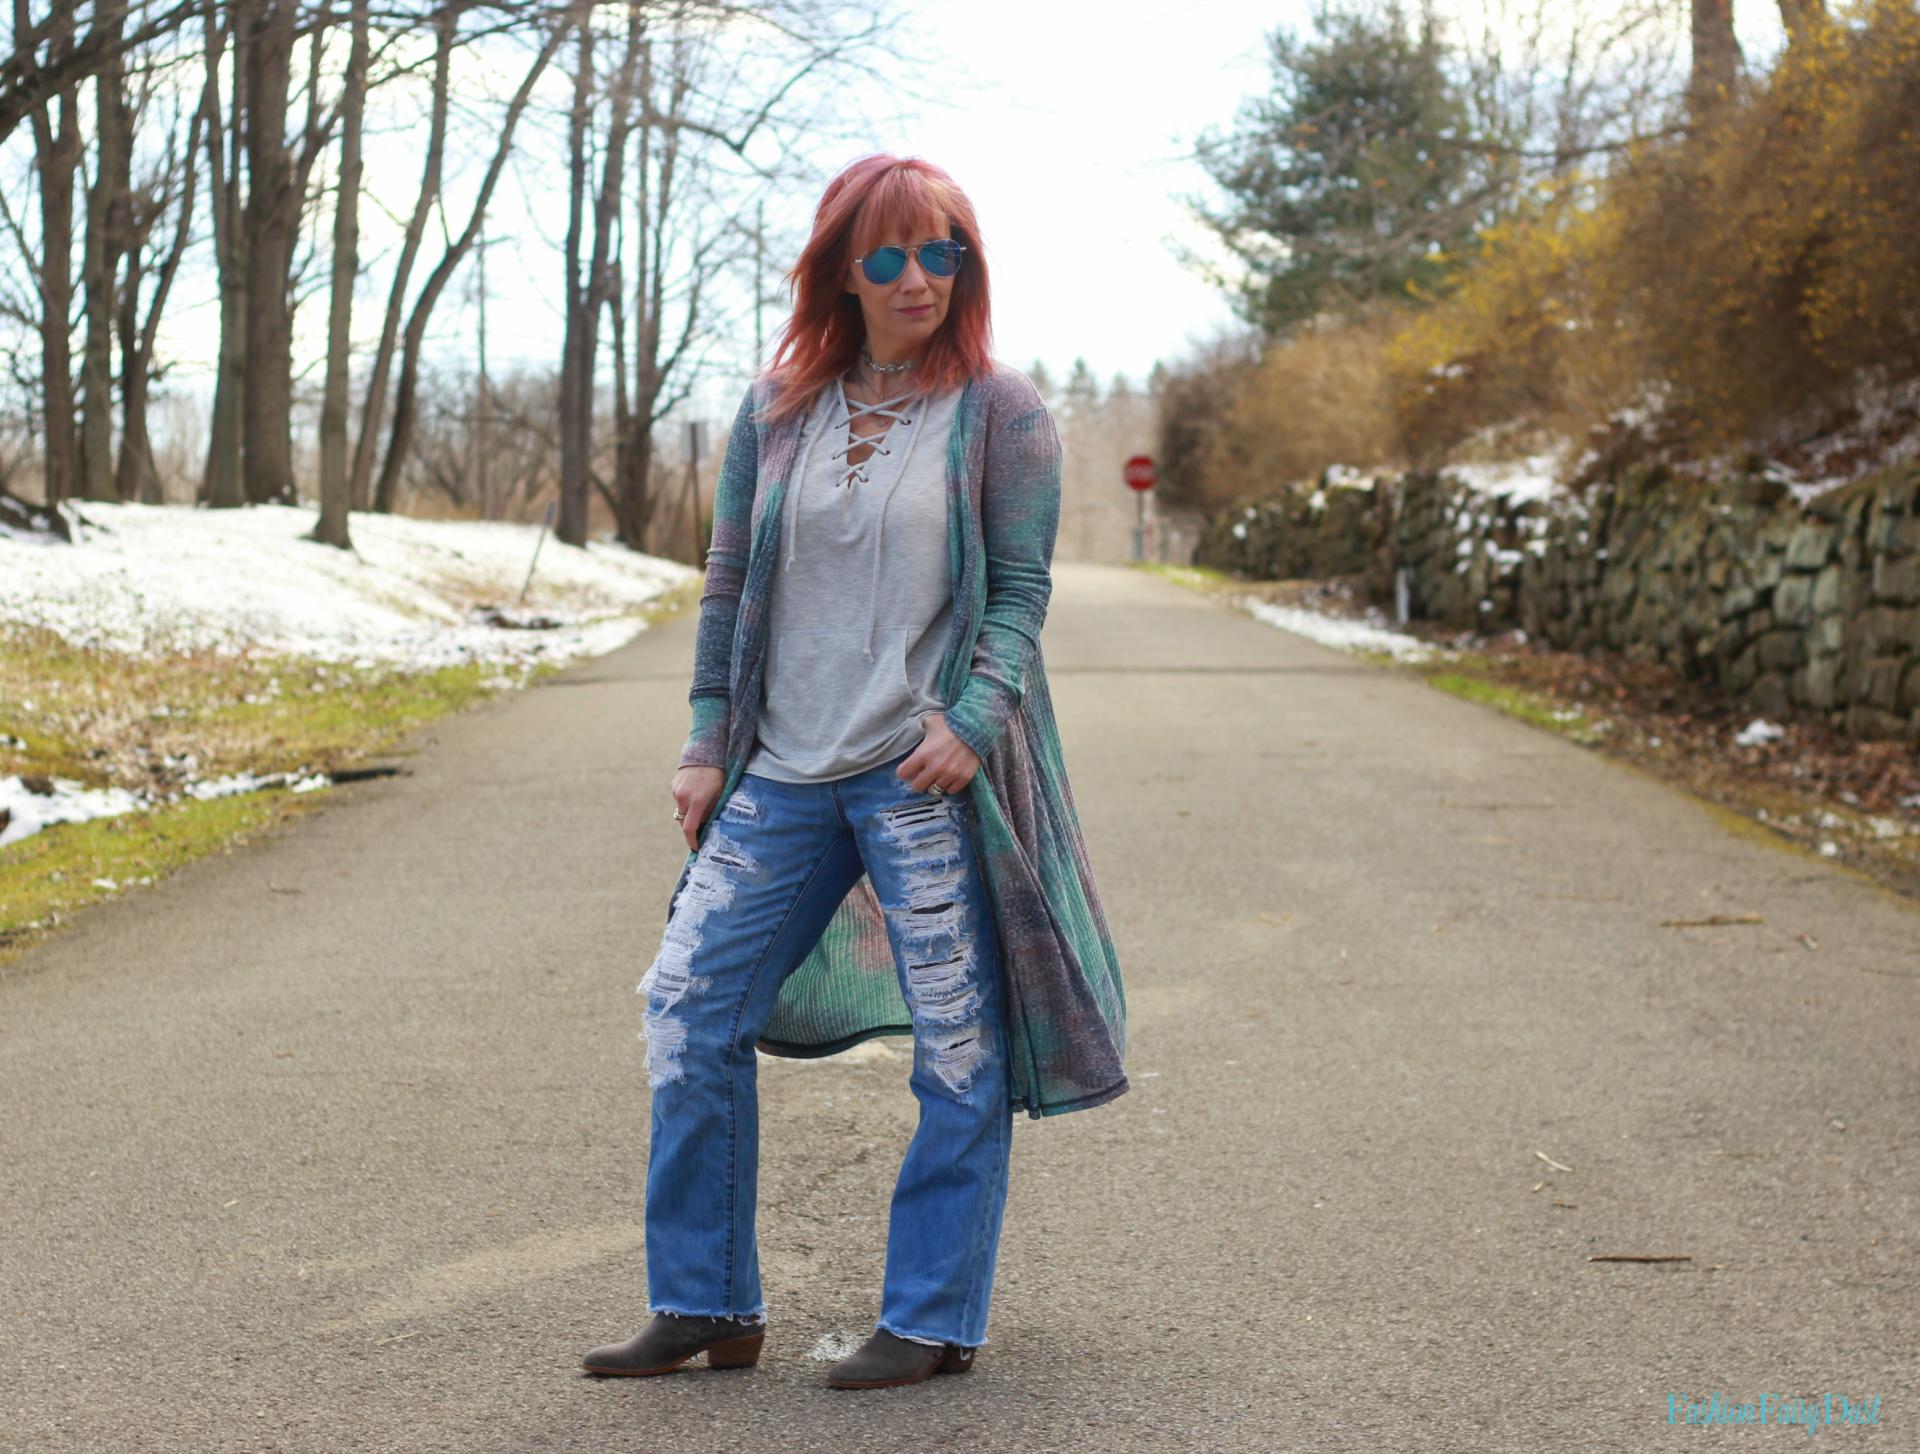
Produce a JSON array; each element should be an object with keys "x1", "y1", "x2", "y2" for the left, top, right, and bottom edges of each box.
[
  {"x1": 117, "y1": 63, "x2": 207, "y2": 503},
  {"x1": 612, "y1": 21, "x2": 721, "y2": 551},
  {"x1": 595, "y1": 2, "x2": 888, "y2": 552},
  {"x1": 611, "y1": 17, "x2": 668, "y2": 548},
  {"x1": 0, "y1": 0, "x2": 894, "y2": 534},
  {"x1": 554, "y1": 0, "x2": 654, "y2": 546},
  {"x1": 1449, "y1": 0, "x2": 1684, "y2": 186},
  {"x1": 370, "y1": 12, "x2": 567, "y2": 513},
  {"x1": 0, "y1": 0, "x2": 199, "y2": 148},
  {"x1": 401, "y1": 358, "x2": 558, "y2": 515},
  {"x1": 350, "y1": 0, "x2": 457, "y2": 514}
]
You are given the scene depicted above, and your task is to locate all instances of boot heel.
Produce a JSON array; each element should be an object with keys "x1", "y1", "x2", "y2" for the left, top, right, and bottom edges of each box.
[
  {"x1": 935, "y1": 1343, "x2": 976, "y2": 1375},
  {"x1": 706, "y1": 1330, "x2": 765, "y2": 1369}
]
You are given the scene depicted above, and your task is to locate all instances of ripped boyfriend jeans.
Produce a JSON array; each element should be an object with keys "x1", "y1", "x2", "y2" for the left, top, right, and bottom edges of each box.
[{"x1": 636, "y1": 747, "x2": 1014, "y2": 1350}]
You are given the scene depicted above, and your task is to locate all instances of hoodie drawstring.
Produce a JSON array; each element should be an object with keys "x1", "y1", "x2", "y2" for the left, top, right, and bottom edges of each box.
[{"x1": 863, "y1": 400, "x2": 925, "y2": 661}]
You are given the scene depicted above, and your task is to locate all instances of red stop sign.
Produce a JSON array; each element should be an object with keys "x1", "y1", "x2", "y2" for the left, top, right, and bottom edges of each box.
[{"x1": 1123, "y1": 454, "x2": 1155, "y2": 491}]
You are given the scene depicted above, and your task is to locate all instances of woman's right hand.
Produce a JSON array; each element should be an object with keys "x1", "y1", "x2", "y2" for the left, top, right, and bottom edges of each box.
[{"x1": 671, "y1": 765, "x2": 727, "y2": 852}]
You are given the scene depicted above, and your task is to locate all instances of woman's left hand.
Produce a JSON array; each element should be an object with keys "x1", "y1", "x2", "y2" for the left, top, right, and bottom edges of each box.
[{"x1": 897, "y1": 711, "x2": 980, "y2": 794}]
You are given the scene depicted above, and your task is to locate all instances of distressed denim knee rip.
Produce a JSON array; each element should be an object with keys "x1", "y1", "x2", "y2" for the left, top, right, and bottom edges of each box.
[
  {"x1": 636, "y1": 795, "x2": 764, "y2": 1089},
  {"x1": 878, "y1": 791, "x2": 992, "y2": 1099}
]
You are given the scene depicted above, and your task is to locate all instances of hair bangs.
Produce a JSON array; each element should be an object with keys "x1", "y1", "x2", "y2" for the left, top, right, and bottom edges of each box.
[{"x1": 849, "y1": 169, "x2": 957, "y2": 256}]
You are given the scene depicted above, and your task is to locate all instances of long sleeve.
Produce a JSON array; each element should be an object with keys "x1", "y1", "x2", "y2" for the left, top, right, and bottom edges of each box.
[
  {"x1": 943, "y1": 379, "x2": 1062, "y2": 764},
  {"x1": 677, "y1": 386, "x2": 760, "y2": 770}
]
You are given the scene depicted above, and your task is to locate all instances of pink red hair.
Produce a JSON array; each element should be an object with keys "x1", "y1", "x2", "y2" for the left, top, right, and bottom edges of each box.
[{"x1": 758, "y1": 154, "x2": 994, "y2": 426}]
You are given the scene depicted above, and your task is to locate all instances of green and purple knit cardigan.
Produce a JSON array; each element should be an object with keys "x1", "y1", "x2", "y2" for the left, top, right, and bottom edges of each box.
[{"x1": 669, "y1": 360, "x2": 1130, "y2": 1119}]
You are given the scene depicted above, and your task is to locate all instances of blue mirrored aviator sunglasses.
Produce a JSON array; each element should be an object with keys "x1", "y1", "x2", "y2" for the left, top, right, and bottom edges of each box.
[{"x1": 854, "y1": 238, "x2": 967, "y2": 286}]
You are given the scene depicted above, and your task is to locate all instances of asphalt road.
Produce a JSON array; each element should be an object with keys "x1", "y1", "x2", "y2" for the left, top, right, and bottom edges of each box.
[{"x1": 3, "y1": 562, "x2": 1915, "y2": 1452}]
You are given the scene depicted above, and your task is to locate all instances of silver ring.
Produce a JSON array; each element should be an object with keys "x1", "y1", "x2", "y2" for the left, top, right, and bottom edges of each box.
[
  {"x1": 928, "y1": 783, "x2": 945, "y2": 796},
  {"x1": 672, "y1": 810, "x2": 686, "y2": 821}
]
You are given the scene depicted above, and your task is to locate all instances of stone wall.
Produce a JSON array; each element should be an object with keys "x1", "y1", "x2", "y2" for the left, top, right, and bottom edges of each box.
[{"x1": 1196, "y1": 460, "x2": 1920, "y2": 744}]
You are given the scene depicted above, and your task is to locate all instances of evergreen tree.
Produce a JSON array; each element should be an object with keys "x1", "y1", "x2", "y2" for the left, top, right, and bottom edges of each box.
[
  {"x1": 1062, "y1": 356, "x2": 1101, "y2": 415},
  {"x1": 1027, "y1": 358, "x2": 1057, "y2": 403},
  {"x1": 1183, "y1": 0, "x2": 1488, "y2": 337}
]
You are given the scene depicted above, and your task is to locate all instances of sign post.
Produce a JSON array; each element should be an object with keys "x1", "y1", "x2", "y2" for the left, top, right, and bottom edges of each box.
[{"x1": 1123, "y1": 454, "x2": 1155, "y2": 561}]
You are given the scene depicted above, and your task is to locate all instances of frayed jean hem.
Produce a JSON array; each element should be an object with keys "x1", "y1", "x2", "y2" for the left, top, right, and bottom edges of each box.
[
  {"x1": 876, "y1": 1316, "x2": 983, "y2": 1349},
  {"x1": 649, "y1": 1301, "x2": 767, "y2": 1325}
]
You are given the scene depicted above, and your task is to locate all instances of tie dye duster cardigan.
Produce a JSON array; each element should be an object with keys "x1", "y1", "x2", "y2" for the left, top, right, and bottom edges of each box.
[{"x1": 668, "y1": 360, "x2": 1129, "y2": 1120}]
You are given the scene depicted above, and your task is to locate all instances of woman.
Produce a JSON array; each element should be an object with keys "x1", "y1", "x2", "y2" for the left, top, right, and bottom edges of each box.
[{"x1": 582, "y1": 155, "x2": 1128, "y2": 1392}]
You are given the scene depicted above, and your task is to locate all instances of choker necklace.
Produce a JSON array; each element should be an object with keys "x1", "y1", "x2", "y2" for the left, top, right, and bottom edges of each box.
[{"x1": 861, "y1": 344, "x2": 918, "y2": 376}]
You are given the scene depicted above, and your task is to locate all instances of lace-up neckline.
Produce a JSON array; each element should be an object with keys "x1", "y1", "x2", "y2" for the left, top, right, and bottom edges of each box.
[{"x1": 828, "y1": 380, "x2": 916, "y2": 492}]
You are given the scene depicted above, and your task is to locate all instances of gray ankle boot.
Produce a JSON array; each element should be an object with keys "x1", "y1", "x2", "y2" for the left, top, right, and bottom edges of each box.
[
  {"x1": 826, "y1": 1328, "x2": 975, "y2": 1390},
  {"x1": 581, "y1": 1312, "x2": 766, "y2": 1376}
]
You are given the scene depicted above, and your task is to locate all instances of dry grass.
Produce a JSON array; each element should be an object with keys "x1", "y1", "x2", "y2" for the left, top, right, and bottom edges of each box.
[{"x1": 0, "y1": 584, "x2": 704, "y2": 968}]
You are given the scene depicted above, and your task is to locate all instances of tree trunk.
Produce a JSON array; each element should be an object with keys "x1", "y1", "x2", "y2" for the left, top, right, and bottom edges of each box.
[
  {"x1": 241, "y1": 0, "x2": 299, "y2": 504},
  {"x1": 201, "y1": 0, "x2": 246, "y2": 508},
  {"x1": 315, "y1": 0, "x2": 368, "y2": 546},
  {"x1": 117, "y1": 311, "x2": 155, "y2": 501},
  {"x1": 558, "y1": 10, "x2": 594, "y2": 544},
  {"x1": 1689, "y1": 0, "x2": 1742, "y2": 117},
  {"x1": 23, "y1": 0, "x2": 81, "y2": 505},
  {"x1": 615, "y1": 33, "x2": 653, "y2": 551},
  {"x1": 1778, "y1": 0, "x2": 1825, "y2": 47},
  {"x1": 607, "y1": 14, "x2": 642, "y2": 542},
  {"x1": 557, "y1": 0, "x2": 639, "y2": 543},
  {"x1": 556, "y1": 4, "x2": 594, "y2": 546},
  {"x1": 78, "y1": 4, "x2": 129, "y2": 501},
  {"x1": 610, "y1": 253, "x2": 628, "y2": 523}
]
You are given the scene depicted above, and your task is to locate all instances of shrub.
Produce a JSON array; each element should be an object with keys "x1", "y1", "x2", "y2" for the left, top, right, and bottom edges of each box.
[
  {"x1": 1157, "y1": 316, "x2": 1400, "y2": 509},
  {"x1": 1382, "y1": 0, "x2": 1920, "y2": 462}
]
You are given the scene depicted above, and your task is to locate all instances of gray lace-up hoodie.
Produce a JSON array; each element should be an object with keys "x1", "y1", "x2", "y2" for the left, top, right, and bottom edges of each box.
[{"x1": 742, "y1": 374, "x2": 966, "y2": 782}]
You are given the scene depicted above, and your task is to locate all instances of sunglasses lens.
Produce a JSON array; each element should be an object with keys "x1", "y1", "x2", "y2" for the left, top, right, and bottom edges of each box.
[
  {"x1": 862, "y1": 247, "x2": 907, "y2": 285},
  {"x1": 921, "y1": 241, "x2": 962, "y2": 277}
]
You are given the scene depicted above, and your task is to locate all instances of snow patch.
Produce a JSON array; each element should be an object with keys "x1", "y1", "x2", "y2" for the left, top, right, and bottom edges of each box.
[
  {"x1": 0, "y1": 768, "x2": 334, "y2": 850},
  {"x1": 0, "y1": 500, "x2": 695, "y2": 665},
  {"x1": 1237, "y1": 596, "x2": 1439, "y2": 662},
  {"x1": 1442, "y1": 452, "x2": 1567, "y2": 505}
]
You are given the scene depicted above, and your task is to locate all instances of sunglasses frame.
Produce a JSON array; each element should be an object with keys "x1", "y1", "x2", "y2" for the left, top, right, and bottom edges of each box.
[{"x1": 853, "y1": 238, "x2": 968, "y2": 286}]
